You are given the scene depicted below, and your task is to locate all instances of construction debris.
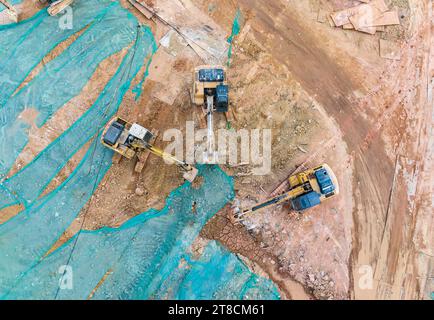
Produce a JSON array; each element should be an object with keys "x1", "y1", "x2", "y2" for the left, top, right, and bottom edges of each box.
[
  {"x1": 159, "y1": 30, "x2": 188, "y2": 57},
  {"x1": 131, "y1": 0, "x2": 229, "y2": 63},
  {"x1": 297, "y1": 145, "x2": 308, "y2": 153},
  {"x1": 128, "y1": 0, "x2": 153, "y2": 19},
  {"x1": 0, "y1": 0, "x2": 18, "y2": 23},
  {"x1": 330, "y1": 0, "x2": 400, "y2": 34}
]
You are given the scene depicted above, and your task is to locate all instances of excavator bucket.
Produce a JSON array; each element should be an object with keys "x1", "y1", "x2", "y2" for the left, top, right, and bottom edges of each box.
[
  {"x1": 183, "y1": 167, "x2": 199, "y2": 183},
  {"x1": 228, "y1": 199, "x2": 243, "y2": 224},
  {"x1": 47, "y1": 0, "x2": 74, "y2": 16}
]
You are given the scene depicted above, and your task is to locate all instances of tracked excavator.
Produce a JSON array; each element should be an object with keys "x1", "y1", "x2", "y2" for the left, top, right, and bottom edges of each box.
[
  {"x1": 0, "y1": 0, "x2": 18, "y2": 22},
  {"x1": 192, "y1": 65, "x2": 229, "y2": 163},
  {"x1": 101, "y1": 117, "x2": 198, "y2": 182},
  {"x1": 39, "y1": 0, "x2": 74, "y2": 16},
  {"x1": 233, "y1": 164, "x2": 339, "y2": 223}
]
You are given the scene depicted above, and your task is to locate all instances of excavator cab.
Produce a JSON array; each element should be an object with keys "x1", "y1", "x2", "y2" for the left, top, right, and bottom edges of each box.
[{"x1": 101, "y1": 117, "x2": 152, "y2": 159}]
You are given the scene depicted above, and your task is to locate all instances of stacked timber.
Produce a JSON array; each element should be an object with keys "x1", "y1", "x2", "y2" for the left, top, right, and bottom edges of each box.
[{"x1": 329, "y1": 0, "x2": 400, "y2": 35}]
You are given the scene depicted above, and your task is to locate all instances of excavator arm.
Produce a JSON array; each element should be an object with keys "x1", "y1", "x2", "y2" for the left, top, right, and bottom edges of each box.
[
  {"x1": 131, "y1": 141, "x2": 199, "y2": 183},
  {"x1": 235, "y1": 187, "x2": 304, "y2": 220},
  {"x1": 146, "y1": 145, "x2": 199, "y2": 182}
]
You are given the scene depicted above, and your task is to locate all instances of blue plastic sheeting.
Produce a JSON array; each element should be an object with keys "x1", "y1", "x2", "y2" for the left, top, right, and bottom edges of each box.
[
  {"x1": 0, "y1": 28, "x2": 156, "y2": 209},
  {"x1": 0, "y1": 37, "x2": 154, "y2": 294},
  {"x1": 0, "y1": 1, "x2": 280, "y2": 300},
  {"x1": 156, "y1": 241, "x2": 280, "y2": 300},
  {"x1": 0, "y1": 1, "x2": 148, "y2": 180},
  {"x1": 0, "y1": 28, "x2": 155, "y2": 208},
  {"x1": 3, "y1": 165, "x2": 231, "y2": 299},
  {"x1": 3, "y1": 166, "x2": 278, "y2": 300},
  {"x1": 0, "y1": 0, "x2": 119, "y2": 108},
  {"x1": 0, "y1": 139, "x2": 112, "y2": 297},
  {"x1": 0, "y1": 1, "x2": 156, "y2": 296}
]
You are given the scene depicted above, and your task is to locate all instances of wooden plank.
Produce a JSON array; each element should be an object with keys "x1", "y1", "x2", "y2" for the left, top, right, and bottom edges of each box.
[
  {"x1": 331, "y1": 8, "x2": 357, "y2": 27},
  {"x1": 331, "y1": 0, "x2": 388, "y2": 27},
  {"x1": 372, "y1": 10, "x2": 400, "y2": 26},
  {"x1": 48, "y1": 0, "x2": 74, "y2": 16},
  {"x1": 351, "y1": 9, "x2": 399, "y2": 28},
  {"x1": 327, "y1": 14, "x2": 336, "y2": 27},
  {"x1": 348, "y1": 0, "x2": 390, "y2": 33},
  {"x1": 0, "y1": 0, "x2": 18, "y2": 22},
  {"x1": 127, "y1": 0, "x2": 153, "y2": 19}
]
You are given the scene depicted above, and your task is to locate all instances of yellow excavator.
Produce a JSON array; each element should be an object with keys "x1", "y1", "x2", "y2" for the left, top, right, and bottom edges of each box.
[
  {"x1": 192, "y1": 65, "x2": 229, "y2": 162},
  {"x1": 39, "y1": 0, "x2": 74, "y2": 16},
  {"x1": 101, "y1": 117, "x2": 198, "y2": 182},
  {"x1": 233, "y1": 164, "x2": 339, "y2": 222},
  {"x1": 0, "y1": 0, "x2": 18, "y2": 22}
]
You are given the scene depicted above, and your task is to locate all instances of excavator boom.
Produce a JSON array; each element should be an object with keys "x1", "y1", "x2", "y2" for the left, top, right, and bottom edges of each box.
[
  {"x1": 192, "y1": 65, "x2": 229, "y2": 163},
  {"x1": 146, "y1": 144, "x2": 199, "y2": 182}
]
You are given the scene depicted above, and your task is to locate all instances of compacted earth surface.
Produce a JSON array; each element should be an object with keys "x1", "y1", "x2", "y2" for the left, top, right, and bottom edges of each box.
[{"x1": 1, "y1": 0, "x2": 432, "y2": 299}]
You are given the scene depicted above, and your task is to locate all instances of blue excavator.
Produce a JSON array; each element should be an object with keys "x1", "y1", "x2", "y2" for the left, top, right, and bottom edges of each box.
[
  {"x1": 233, "y1": 164, "x2": 339, "y2": 222},
  {"x1": 192, "y1": 65, "x2": 229, "y2": 163}
]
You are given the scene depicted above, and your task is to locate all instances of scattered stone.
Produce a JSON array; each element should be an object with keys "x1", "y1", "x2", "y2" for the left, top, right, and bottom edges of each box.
[{"x1": 135, "y1": 187, "x2": 146, "y2": 196}]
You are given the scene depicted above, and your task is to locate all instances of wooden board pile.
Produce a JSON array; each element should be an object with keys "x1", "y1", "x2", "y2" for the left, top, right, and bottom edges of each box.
[{"x1": 330, "y1": 0, "x2": 400, "y2": 34}]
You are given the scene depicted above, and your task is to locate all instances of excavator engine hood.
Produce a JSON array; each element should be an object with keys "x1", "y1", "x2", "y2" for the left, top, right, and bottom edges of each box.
[{"x1": 314, "y1": 167, "x2": 336, "y2": 195}]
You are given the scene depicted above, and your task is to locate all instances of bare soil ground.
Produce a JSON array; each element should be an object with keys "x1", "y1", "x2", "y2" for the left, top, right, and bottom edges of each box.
[{"x1": 1, "y1": 0, "x2": 432, "y2": 299}]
